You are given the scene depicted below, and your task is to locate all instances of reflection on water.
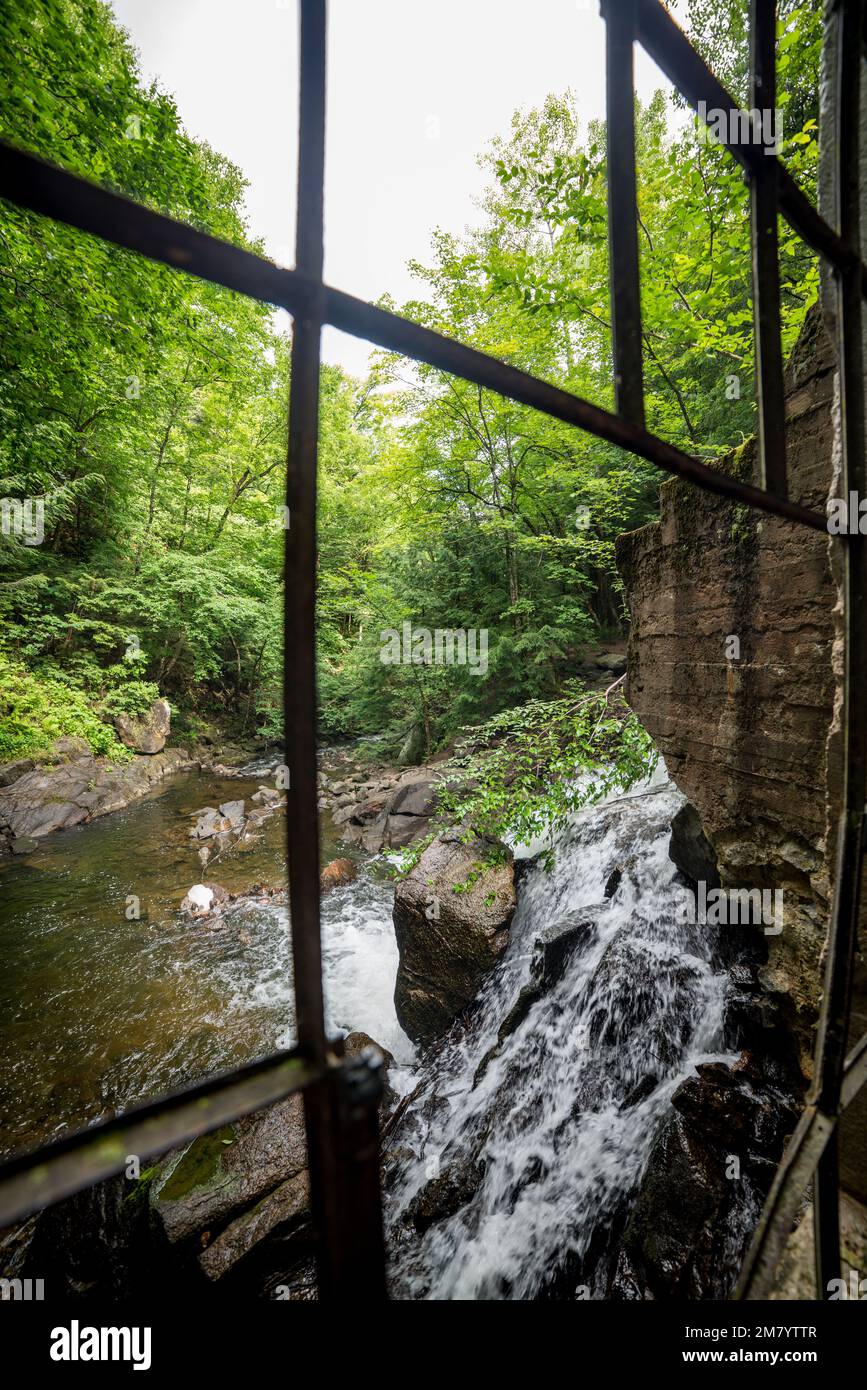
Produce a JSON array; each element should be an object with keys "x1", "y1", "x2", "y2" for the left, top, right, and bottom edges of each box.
[{"x1": 0, "y1": 766, "x2": 410, "y2": 1158}]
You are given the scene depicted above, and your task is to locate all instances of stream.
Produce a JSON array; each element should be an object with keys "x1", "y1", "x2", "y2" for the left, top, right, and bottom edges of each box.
[
  {"x1": 384, "y1": 767, "x2": 740, "y2": 1299},
  {"x1": 0, "y1": 758, "x2": 412, "y2": 1160},
  {"x1": 1, "y1": 755, "x2": 764, "y2": 1300}
]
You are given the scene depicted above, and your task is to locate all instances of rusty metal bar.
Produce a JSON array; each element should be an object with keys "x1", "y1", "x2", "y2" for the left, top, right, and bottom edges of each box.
[
  {"x1": 603, "y1": 0, "x2": 645, "y2": 427},
  {"x1": 737, "y1": 0, "x2": 867, "y2": 1303},
  {"x1": 814, "y1": 1130, "x2": 842, "y2": 1297},
  {"x1": 286, "y1": 0, "x2": 328, "y2": 1071},
  {"x1": 286, "y1": 0, "x2": 387, "y2": 1300},
  {"x1": 842, "y1": 1029, "x2": 867, "y2": 1109},
  {"x1": 748, "y1": 0, "x2": 787, "y2": 497},
  {"x1": 812, "y1": 0, "x2": 867, "y2": 1117},
  {"x1": 0, "y1": 143, "x2": 829, "y2": 533},
  {"x1": 0, "y1": 1049, "x2": 321, "y2": 1227},
  {"x1": 734, "y1": 1106, "x2": 836, "y2": 1299},
  {"x1": 810, "y1": 0, "x2": 866, "y2": 1302}
]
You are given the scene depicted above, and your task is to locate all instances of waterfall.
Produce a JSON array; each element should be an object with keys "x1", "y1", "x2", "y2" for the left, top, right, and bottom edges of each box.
[{"x1": 384, "y1": 772, "x2": 737, "y2": 1300}]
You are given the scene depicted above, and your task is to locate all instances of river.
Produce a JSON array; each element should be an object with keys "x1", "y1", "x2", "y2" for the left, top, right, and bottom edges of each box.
[{"x1": 0, "y1": 758, "x2": 412, "y2": 1159}]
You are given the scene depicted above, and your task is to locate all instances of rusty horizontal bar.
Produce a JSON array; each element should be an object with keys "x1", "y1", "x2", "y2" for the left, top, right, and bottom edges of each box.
[
  {"x1": 0, "y1": 141, "x2": 828, "y2": 533},
  {"x1": 636, "y1": 0, "x2": 867, "y2": 294},
  {"x1": 734, "y1": 1105, "x2": 836, "y2": 1300},
  {"x1": 0, "y1": 1048, "x2": 326, "y2": 1227},
  {"x1": 324, "y1": 286, "x2": 827, "y2": 529}
]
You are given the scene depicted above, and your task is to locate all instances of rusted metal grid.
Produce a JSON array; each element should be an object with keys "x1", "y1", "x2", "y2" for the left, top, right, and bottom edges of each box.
[{"x1": 0, "y1": 0, "x2": 863, "y2": 1301}]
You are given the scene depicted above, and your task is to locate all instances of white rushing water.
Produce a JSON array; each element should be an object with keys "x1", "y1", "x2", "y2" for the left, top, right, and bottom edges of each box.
[
  {"x1": 383, "y1": 771, "x2": 735, "y2": 1300},
  {"x1": 208, "y1": 874, "x2": 415, "y2": 1067},
  {"x1": 196, "y1": 762, "x2": 737, "y2": 1299}
]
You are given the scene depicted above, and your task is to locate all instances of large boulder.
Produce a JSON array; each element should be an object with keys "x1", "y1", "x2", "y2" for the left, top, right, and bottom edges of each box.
[
  {"x1": 0, "y1": 758, "x2": 34, "y2": 788},
  {"x1": 320, "y1": 857, "x2": 357, "y2": 893},
  {"x1": 150, "y1": 1094, "x2": 308, "y2": 1252},
  {"x1": 0, "y1": 746, "x2": 193, "y2": 849},
  {"x1": 608, "y1": 1059, "x2": 800, "y2": 1300},
  {"x1": 668, "y1": 802, "x2": 720, "y2": 890},
  {"x1": 393, "y1": 830, "x2": 516, "y2": 1046},
  {"x1": 389, "y1": 776, "x2": 439, "y2": 819},
  {"x1": 114, "y1": 697, "x2": 171, "y2": 754}
]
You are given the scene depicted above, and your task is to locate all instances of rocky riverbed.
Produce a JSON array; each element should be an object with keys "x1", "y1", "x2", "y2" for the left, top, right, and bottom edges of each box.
[{"x1": 0, "y1": 740, "x2": 804, "y2": 1300}]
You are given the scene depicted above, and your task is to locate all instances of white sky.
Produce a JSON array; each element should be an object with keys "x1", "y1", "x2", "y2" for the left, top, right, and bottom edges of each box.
[{"x1": 108, "y1": 0, "x2": 676, "y2": 377}]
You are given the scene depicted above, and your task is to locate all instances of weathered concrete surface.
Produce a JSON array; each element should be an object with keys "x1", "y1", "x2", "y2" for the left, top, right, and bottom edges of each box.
[{"x1": 616, "y1": 309, "x2": 837, "y2": 1069}]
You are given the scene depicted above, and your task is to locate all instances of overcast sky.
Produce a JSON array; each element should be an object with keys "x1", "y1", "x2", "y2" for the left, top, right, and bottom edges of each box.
[{"x1": 109, "y1": 0, "x2": 676, "y2": 376}]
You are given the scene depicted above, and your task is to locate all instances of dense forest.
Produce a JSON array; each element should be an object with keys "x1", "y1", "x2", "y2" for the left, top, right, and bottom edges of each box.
[{"x1": 0, "y1": 0, "x2": 819, "y2": 770}]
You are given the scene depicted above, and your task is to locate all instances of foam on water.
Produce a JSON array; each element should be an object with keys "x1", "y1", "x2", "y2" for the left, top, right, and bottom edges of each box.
[{"x1": 384, "y1": 774, "x2": 735, "y2": 1299}]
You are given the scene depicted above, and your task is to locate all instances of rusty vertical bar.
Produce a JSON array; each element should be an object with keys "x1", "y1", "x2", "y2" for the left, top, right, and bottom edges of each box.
[
  {"x1": 603, "y1": 0, "x2": 646, "y2": 427},
  {"x1": 811, "y1": 0, "x2": 866, "y2": 1300},
  {"x1": 813, "y1": 1129, "x2": 842, "y2": 1297},
  {"x1": 749, "y1": 0, "x2": 787, "y2": 498},
  {"x1": 286, "y1": 0, "x2": 386, "y2": 1299},
  {"x1": 286, "y1": 0, "x2": 328, "y2": 1065}
]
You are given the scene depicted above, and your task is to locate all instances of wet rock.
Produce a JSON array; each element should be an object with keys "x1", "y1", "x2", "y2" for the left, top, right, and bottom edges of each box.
[
  {"x1": 393, "y1": 830, "x2": 516, "y2": 1046},
  {"x1": 114, "y1": 697, "x2": 171, "y2": 754},
  {"x1": 153, "y1": 1030, "x2": 396, "y2": 1283},
  {"x1": 151, "y1": 1094, "x2": 308, "y2": 1250},
  {"x1": 190, "y1": 811, "x2": 220, "y2": 839},
  {"x1": 672, "y1": 1062, "x2": 798, "y2": 1159},
  {"x1": 609, "y1": 1110, "x2": 731, "y2": 1299},
  {"x1": 251, "y1": 784, "x2": 280, "y2": 805},
  {"x1": 10, "y1": 834, "x2": 39, "y2": 855},
  {"x1": 608, "y1": 1060, "x2": 800, "y2": 1299},
  {"x1": 0, "y1": 747, "x2": 195, "y2": 847},
  {"x1": 342, "y1": 1030, "x2": 398, "y2": 1112},
  {"x1": 474, "y1": 911, "x2": 598, "y2": 1084},
  {"x1": 583, "y1": 933, "x2": 706, "y2": 1069},
  {"x1": 198, "y1": 1169, "x2": 310, "y2": 1282},
  {"x1": 405, "y1": 1154, "x2": 484, "y2": 1234},
  {"x1": 1, "y1": 1172, "x2": 174, "y2": 1299},
  {"x1": 319, "y1": 858, "x2": 357, "y2": 893},
  {"x1": 0, "y1": 758, "x2": 34, "y2": 788},
  {"x1": 604, "y1": 867, "x2": 623, "y2": 898},
  {"x1": 180, "y1": 881, "x2": 230, "y2": 917},
  {"x1": 668, "y1": 802, "x2": 720, "y2": 890},
  {"x1": 218, "y1": 799, "x2": 245, "y2": 828}
]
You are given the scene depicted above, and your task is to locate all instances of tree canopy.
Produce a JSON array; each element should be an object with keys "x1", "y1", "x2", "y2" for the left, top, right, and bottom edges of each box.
[{"x1": 0, "y1": 0, "x2": 820, "y2": 789}]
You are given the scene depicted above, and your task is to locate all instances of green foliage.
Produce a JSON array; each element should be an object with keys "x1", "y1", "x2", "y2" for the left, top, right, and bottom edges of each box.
[
  {"x1": 437, "y1": 688, "x2": 658, "y2": 858},
  {"x1": 0, "y1": 0, "x2": 821, "y2": 772},
  {"x1": 0, "y1": 652, "x2": 130, "y2": 760}
]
